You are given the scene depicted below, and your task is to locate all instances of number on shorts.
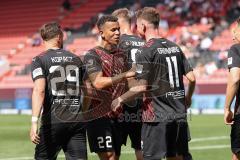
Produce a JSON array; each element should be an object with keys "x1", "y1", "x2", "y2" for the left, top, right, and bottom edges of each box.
[
  {"x1": 106, "y1": 136, "x2": 112, "y2": 148},
  {"x1": 97, "y1": 136, "x2": 113, "y2": 149},
  {"x1": 97, "y1": 137, "x2": 104, "y2": 149}
]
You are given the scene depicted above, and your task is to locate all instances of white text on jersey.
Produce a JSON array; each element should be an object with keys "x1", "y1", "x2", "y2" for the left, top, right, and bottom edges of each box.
[
  {"x1": 157, "y1": 47, "x2": 180, "y2": 54},
  {"x1": 51, "y1": 56, "x2": 73, "y2": 63}
]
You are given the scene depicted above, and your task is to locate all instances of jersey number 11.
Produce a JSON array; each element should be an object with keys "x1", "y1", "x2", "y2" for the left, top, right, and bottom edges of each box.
[{"x1": 166, "y1": 56, "x2": 180, "y2": 88}]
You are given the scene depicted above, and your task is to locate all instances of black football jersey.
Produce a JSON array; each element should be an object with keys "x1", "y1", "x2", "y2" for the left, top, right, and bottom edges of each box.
[
  {"x1": 136, "y1": 38, "x2": 193, "y2": 122},
  {"x1": 31, "y1": 49, "x2": 85, "y2": 124},
  {"x1": 118, "y1": 34, "x2": 145, "y2": 115},
  {"x1": 119, "y1": 34, "x2": 145, "y2": 68},
  {"x1": 228, "y1": 44, "x2": 240, "y2": 115}
]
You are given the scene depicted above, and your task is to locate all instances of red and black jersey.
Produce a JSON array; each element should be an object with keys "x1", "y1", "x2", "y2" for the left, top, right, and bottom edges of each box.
[
  {"x1": 135, "y1": 38, "x2": 193, "y2": 122},
  {"x1": 228, "y1": 43, "x2": 240, "y2": 115},
  {"x1": 31, "y1": 49, "x2": 85, "y2": 124},
  {"x1": 83, "y1": 46, "x2": 128, "y2": 118}
]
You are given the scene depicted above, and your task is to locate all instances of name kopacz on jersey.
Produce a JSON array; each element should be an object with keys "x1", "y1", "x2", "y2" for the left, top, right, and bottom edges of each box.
[
  {"x1": 157, "y1": 47, "x2": 180, "y2": 55},
  {"x1": 51, "y1": 56, "x2": 73, "y2": 63}
]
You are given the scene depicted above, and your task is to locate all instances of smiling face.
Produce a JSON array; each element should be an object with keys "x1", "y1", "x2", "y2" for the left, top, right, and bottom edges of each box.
[{"x1": 100, "y1": 21, "x2": 120, "y2": 45}]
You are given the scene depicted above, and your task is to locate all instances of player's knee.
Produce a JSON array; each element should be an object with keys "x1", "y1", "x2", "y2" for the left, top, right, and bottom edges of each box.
[
  {"x1": 135, "y1": 150, "x2": 143, "y2": 160},
  {"x1": 232, "y1": 153, "x2": 240, "y2": 160},
  {"x1": 98, "y1": 152, "x2": 116, "y2": 160},
  {"x1": 167, "y1": 155, "x2": 183, "y2": 160}
]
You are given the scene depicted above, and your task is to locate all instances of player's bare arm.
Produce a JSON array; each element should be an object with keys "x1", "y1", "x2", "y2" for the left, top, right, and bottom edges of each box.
[
  {"x1": 111, "y1": 79, "x2": 147, "y2": 111},
  {"x1": 30, "y1": 78, "x2": 45, "y2": 144},
  {"x1": 184, "y1": 71, "x2": 196, "y2": 108},
  {"x1": 224, "y1": 67, "x2": 240, "y2": 125},
  {"x1": 88, "y1": 70, "x2": 135, "y2": 90},
  {"x1": 82, "y1": 79, "x2": 92, "y2": 112}
]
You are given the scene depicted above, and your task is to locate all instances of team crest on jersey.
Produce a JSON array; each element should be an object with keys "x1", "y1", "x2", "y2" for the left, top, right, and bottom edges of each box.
[
  {"x1": 228, "y1": 57, "x2": 233, "y2": 65},
  {"x1": 87, "y1": 59, "x2": 94, "y2": 66},
  {"x1": 118, "y1": 57, "x2": 124, "y2": 65}
]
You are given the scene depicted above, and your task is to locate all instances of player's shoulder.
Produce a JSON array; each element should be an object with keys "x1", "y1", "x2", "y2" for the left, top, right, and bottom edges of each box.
[
  {"x1": 120, "y1": 34, "x2": 145, "y2": 45},
  {"x1": 32, "y1": 50, "x2": 48, "y2": 63},
  {"x1": 62, "y1": 49, "x2": 80, "y2": 59},
  {"x1": 159, "y1": 38, "x2": 179, "y2": 47},
  {"x1": 122, "y1": 34, "x2": 143, "y2": 41},
  {"x1": 85, "y1": 47, "x2": 99, "y2": 56},
  {"x1": 230, "y1": 43, "x2": 240, "y2": 51},
  {"x1": 228, "y1": 44, "x2": 240, "y2": 59},
  {"x1": 84, "y1": 47, "x2": 101, "y2": 61}
]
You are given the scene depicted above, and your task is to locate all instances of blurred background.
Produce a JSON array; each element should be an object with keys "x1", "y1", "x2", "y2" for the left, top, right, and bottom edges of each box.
[{"x1": 0, "y1": 0, "x2": 238, "y2": 159}]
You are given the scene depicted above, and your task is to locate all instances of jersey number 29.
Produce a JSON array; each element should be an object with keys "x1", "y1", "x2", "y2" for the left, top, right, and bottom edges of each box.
[{"x1": 49, "y1": 65, "x2": 79, "y2": 96}]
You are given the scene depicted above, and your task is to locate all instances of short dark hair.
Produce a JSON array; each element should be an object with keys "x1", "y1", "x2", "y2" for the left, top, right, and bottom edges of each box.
[
  {"x1": 112, "y1": 8, "x2": 131, "y2": 24},
  {"x1": 40, "y1": 22, "x2": 63, "y2": 41},
  {"x1": 96, "y1": 15, "x2": 118, "y2": 30},
  {"x1": 136, "y1": 7, "x2": 160, "y2": 28}
]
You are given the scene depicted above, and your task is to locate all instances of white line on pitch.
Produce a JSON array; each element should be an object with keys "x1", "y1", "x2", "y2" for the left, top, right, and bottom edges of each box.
[
  {"x1": 0, "y1": 136, "x2": 230, "y2": 160},
  {"x1": 190, "y1": 136, "x2": 229, "y2": 143},
  {"x1": 191, "y1": 144, "x2": 230, "y2": 150}
]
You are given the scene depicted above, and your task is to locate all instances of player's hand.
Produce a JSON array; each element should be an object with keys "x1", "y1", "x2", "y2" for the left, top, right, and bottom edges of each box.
[
  {"x1": 111, "y1": 97, "x2": 122, "y2": 112},
  {"x1": 224, "y1": 109, "x2": 234, "y2": 125},
  {"x1": 125, "y1": 68, "x2": 136, "y2": 79},
  {"x1": 30, "y1": 122, "x2": 40, "y2": 144}
]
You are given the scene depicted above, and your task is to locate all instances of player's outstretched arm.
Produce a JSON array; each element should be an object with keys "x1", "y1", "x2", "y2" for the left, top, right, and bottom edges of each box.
[
  {"x1": 88, "y1": 69, "x2": 135, "y2": 90},
  {"x1": 185, "y1": 71, "x2": 196, "y2": 108},
  {"x1": 81, "y1": 79, "x2": 92, "y2": 112},
  {"x1": 224, "y1": 68, "x2": 240, "y2": 125},
  {"x1": 30, "y1": 78, "x2": 45, "y2": 144},
  {"x1": 111, "y1": 79, "x2": 147, "y2": 112}
]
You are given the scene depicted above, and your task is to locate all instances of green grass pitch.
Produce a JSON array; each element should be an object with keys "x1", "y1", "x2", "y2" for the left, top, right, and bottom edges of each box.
[{"x1": 0, "y1": 114, "x2": 232, "y2": 160}]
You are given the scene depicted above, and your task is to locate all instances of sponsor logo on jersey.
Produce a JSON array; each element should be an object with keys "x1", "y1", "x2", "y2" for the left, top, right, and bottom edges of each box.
[
  {"x1": 32, "y1": 68, "x2": 43, "y2": 78},
  {"x1": 166, "y1": 90, "x2": 185, "y2": 99},
  {"x1": 53, "y1": 98, "x2": 80, "y2": 106},
  {"x1": 228, "y1": 57, "x2": 233, "y2": 65}
]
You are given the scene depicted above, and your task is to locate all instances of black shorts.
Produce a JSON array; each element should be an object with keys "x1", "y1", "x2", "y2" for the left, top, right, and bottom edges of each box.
[
  {"x1": 141, "y1": 121, "x2": 189, "y2": 160},
  {"x1": 87, "y1": 117, "x2": 122, "y2": 156},
  {"x1": 231, "y1": 114, "x2": 240, "y2": 154},
  {"x1": 118, "y1": 122, "x2": 142, "y2": 150},
  {"x1": 35, "y1": 122, "x2": 87, "y2": 160},
  {"x1": 117, "y1": 103, "x2": 142, "y2": 151}
]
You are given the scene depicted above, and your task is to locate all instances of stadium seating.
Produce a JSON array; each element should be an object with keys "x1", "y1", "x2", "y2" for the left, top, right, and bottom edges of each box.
[
  {"x1": 0, "y1": 0, "x2": 62, "y2": 36},
  {"x1": 0, "y1": 0, "x2": 116, "y2": 89},
  {"x1": 61, "y1": 0, "x2": 114, "y2": 29},
  {"x1": 210, "y1": 29, "x2": 233, "y2": 51}
]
